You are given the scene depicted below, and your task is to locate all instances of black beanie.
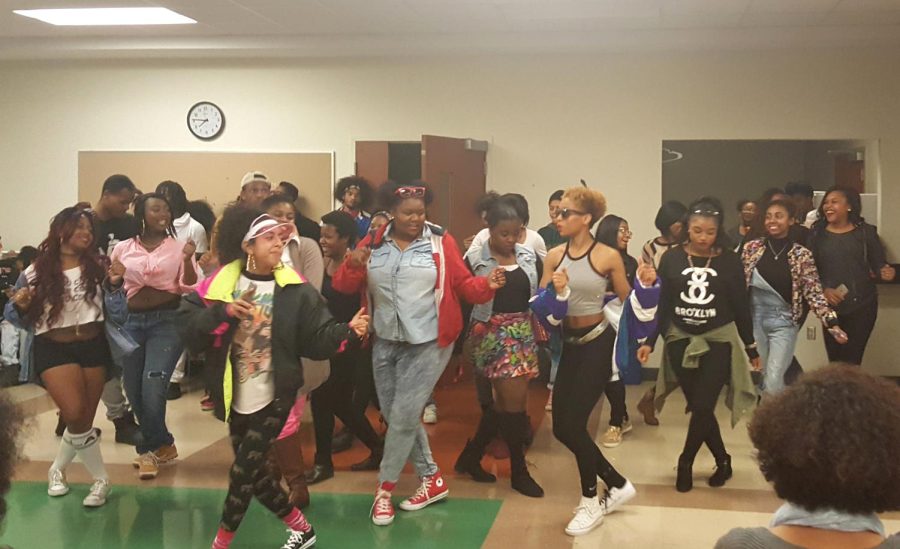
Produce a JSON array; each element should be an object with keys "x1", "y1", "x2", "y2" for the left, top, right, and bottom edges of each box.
[{"x1": 654, "y1": 201, "x2": 688, "y2": 234}]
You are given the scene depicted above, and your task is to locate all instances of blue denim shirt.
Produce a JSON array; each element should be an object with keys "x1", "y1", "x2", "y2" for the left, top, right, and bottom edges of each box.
[
  {"x1": 367, "y1": 225, "x2": 439, "y2": 344},
  {"x1": 466, "y1": 242, "x2": 539, "y2": 323}
]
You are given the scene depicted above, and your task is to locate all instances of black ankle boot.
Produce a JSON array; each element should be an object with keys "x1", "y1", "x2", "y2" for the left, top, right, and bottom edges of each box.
[
  {"x1": 676, "y1": 454, "x2": 693, "y2": 493},
  {"x1": 708, "y1": 454, "x2": 733, "y2": 487},
  {"x1": 500, "y1": 412, "x2": 544, "y2": 498}
]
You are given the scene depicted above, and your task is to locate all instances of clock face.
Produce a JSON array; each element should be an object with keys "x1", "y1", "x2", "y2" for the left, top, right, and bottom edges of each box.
[{"x1": 187, "y1": 102, "x2": 224, "y2": 140}]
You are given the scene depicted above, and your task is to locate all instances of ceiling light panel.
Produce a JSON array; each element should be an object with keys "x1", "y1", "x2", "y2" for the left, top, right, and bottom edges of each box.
[{"x1": 13, "y1": 8, "x2": 197, "y2": 26}]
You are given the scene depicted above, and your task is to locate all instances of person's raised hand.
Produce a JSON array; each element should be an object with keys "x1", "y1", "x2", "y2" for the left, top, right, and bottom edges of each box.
[
  {"x1": 183, "y1": 239, "x2": 197, "y2": 259},
  {"x1": 12, "y1": 287, "x2": 34, "y2": 311},
  {"x1": 552, "y1": 268, "x2": 569, "y2": 294},
  {"x1": 637, "y1": 258, "x2": 657, "y2": 287},
  {"x1": 108, "y1": 260, "x2": 126, "y2": 286},
  {"x1": 350, "y1": 307, "x2": 370, "y2": 338},
  {"x1": 488, "y1": 267, "x2": 506, "y2": 290},
  {"x1": 226, "y1": 285, "x2": 256, "y2": 320},
  {"x1": 347, "y1": 247, "x2": 372, "y2": 269}
]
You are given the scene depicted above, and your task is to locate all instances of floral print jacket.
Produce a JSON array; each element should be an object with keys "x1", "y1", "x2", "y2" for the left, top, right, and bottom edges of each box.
[{"x1": 741, "y1": 238, "x2": 838, "y2": 327}]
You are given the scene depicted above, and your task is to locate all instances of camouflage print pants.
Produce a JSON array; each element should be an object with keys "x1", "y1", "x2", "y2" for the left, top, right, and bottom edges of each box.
[{"x1": 221, "y1": 398, "x2": 293, "y2": 532}]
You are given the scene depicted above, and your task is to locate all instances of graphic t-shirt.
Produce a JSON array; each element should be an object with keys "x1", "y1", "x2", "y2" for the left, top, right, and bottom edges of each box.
[
  {"x1": 230, "y1": 273, "x2": 277, "y2": 414},
  {"x1": 26, "y1": 265, "x2": 104, "y2": 335},
  {"x1": 652, "y1": 246, "x2": 754, "y2": 347},
  {"x1": 95, "y1": 214, "x2": 140, "y2": 257}
]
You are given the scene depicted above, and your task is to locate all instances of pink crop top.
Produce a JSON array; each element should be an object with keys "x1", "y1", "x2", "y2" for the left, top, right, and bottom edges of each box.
[{"x1": 111, "y1": 237, "x2": 200, "y2": 299}]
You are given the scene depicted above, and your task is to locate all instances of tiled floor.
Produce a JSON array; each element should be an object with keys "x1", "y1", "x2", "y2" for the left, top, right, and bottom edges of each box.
[{"x1": 4, "y1": 375, "x2": 900, "y2": 548}]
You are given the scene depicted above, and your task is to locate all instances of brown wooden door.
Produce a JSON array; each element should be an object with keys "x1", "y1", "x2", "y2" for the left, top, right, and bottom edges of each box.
[
  {"x1": 355, "y1": 141, "x2": 390, "y2": 201},
  {"x1": 834, "y1": 154, "x2": 865, "y2": 193},
  {"x1": 421, "y1": 135, "x2": 487, "y2": 249}
]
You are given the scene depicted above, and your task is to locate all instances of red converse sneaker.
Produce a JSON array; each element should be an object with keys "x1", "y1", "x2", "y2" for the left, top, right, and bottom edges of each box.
[
  {"x1": 399, "y1": 471, "x2": 449, "y2": 511},
  {"x1": 371, "y1": 489, "x2": 395, "y2": 526}
]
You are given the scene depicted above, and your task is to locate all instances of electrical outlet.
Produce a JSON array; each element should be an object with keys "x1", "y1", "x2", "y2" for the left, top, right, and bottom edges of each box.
[{"x1": 807, "y1": 326, "x2": 816, "y2": 340}]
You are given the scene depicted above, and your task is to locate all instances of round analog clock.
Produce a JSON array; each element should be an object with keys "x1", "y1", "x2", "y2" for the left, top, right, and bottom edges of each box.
[{"x1": 187, "y1": 101, "x2": 224, "y2": 140}]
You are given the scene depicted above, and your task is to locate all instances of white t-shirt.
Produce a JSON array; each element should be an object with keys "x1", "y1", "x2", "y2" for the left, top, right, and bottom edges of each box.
[
  {"x1": 26, "y1": 265, "x2": 104, "y2": 335},
  {"x1": 173, "y1": 213, "x2": 209, "y2": 253},
  {"x1": 231, "y1": 275, "x2": 277, "y2": 414},
  {"x1": 469, "y1": 227, "x2": 547, "y2": 259}
]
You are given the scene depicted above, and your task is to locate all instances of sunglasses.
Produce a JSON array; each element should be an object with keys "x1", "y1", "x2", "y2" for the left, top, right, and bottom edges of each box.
[
  {"x1": 556, "y1": 208, "x2": 587, "y2": 219},
  {"x1": 395, "y1": 186, "x2": 426, "y2": 199}
]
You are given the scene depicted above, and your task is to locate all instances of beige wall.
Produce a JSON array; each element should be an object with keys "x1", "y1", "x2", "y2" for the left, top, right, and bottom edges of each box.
[
  {"x1": 77, "y1": 150, "x2": 333, "y2": 217},
  {"x1": 0, "y1": 51, "x2": 898, "y2": 375}
]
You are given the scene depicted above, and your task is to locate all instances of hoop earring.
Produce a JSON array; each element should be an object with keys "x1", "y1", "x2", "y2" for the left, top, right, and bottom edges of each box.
[{"x1": 247, "y1": 253, "x2": 257, "y2": 272}]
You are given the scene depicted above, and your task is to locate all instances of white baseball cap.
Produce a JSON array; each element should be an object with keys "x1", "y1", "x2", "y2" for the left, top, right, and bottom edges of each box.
[{"x1": 240, "y1": 171, "x2": 270, "y2": 189}]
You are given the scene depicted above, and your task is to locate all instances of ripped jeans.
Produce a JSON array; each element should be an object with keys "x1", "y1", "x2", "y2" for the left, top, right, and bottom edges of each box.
[{"x1": 121, "y1": 309, "x2": 184, "y2": 454}]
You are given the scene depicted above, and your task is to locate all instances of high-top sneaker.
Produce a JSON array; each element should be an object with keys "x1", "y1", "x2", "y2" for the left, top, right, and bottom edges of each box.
[
  {"x1": 371, "y1": 488, "x2": 395, "y2": 526},
  {"x1": 399, "y1": 471, "x2": 449, "y2": 511},
  {"x1": 280, "y1": 526, "x2": 316, "y2": 549}
]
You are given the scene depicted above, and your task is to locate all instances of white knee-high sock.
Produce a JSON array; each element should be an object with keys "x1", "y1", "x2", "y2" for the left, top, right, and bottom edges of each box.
[
  {"x1": 51, "y1": 430, "x2": 77, "y2": 472},
  {"x1": 68, "y1": 428, "x2": 108, "y2": 481}
]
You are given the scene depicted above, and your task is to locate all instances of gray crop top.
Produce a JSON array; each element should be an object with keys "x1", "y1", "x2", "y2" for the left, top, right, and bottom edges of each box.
[{"x1": 556, "y1": 241, "x2": 609, "y2": 316}]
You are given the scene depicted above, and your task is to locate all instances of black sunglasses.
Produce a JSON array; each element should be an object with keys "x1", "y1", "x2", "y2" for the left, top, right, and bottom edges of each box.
[{"x1": 556, "y1": 208, "x2": 588, "y2": 219}]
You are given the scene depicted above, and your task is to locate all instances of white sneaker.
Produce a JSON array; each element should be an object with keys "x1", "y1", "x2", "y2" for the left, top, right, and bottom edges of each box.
[
  {"x1": 83, "y1": 479, "x2": 111, "y2": 507},
  {"x1": 621, "y1": 418, "x2": 633, "y2": 434},
  {"x1": 47, "y1": 468, "x2": 69, "y2": 497},
  {"x1": 422, "y1": 404, "x2": 438, "y2": 424},
  {"x1": 565, "y1": 495, "x2": 603, "y2": 536},
  {"x1": 601, "y1": 480, "x2": 636, "y2": 514}
]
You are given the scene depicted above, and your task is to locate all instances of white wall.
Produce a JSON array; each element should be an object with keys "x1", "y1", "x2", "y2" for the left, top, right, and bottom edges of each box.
[{"x1": 1, "y1": 51, "x2": 898, "y2": 374}]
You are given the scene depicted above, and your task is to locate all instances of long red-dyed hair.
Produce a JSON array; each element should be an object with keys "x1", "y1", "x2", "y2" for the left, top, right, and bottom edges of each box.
[{"x1": 24, "y1": 207, "x2": 107, "y2": 328}]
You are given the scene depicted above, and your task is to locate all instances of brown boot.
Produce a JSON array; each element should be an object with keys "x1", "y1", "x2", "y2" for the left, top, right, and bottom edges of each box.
[
  {"x1": 272, "y1": 431, "x2": 311, "y2": 509},
  {"x1": 637, "y1": 387, "x2": 659, "y2": 426}
]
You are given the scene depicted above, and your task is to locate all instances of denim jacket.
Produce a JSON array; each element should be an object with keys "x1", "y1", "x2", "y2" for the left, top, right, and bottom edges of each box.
[
  {"x1": 2, "y1": 273, "x2": 34, "y2": 383},
  {"x1": 466, "y1": 242, "x2": 539, "y2": 323}
]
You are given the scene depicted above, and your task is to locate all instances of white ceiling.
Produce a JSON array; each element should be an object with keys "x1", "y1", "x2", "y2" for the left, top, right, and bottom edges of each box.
[{"x1": 2, "y1": 0, "x2": 900, "y2": 59}]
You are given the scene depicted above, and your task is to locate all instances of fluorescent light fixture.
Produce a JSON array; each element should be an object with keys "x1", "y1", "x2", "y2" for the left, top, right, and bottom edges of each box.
[{"x1": 13, "y1": 7, "x2": 196, "y2": 26}]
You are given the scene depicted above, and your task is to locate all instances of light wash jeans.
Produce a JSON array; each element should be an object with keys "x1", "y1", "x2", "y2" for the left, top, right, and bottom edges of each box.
[
  {"x1": 101, "y1": 376, "x2": 131, "y2": 421},
  {"x1": 373, "y1": 337, "x2": 452, "y2": 483},
  {"x1": 751, "y1": 271, "x2": 799, "y2": 396},
  {"x1": 121, "y1": 309, "x2": 184, "y2": 454}
]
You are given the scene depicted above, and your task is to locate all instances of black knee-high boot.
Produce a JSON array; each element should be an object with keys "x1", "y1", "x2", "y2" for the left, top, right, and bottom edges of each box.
[
  {"x1": 499, "y1": 412, "x2": 544, "y2": 498},
  {"x1": 454, "y1": 408, "x2": 498, "y2": 482}
]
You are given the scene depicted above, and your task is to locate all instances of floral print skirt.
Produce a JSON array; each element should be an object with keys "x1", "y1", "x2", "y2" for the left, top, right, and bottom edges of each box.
[{"x1": 467, "y1": 311, "x2": 539, "y2": 380}]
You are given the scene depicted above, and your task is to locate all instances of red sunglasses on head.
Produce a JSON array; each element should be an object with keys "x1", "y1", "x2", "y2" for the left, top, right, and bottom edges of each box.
[{"x1": 394, "y1": 186, "x2": 426, "y2": 199}]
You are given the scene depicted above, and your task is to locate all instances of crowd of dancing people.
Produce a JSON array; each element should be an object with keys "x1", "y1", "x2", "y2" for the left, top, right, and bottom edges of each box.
[{"x1": 1, "y1": 171, "x2": 898, "y2": 548}]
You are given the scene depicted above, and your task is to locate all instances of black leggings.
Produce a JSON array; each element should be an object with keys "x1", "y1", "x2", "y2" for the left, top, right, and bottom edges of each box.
[
  {"x1": 825, "y1": 298, "x2": 878, "y2": 366},
  {"x1": 605, "y1": 380, "x2": 629, "y2": 427},
  {"x1": 311, "y1": 347, "x2": 381, "y2": 466},
  {"x1": 351, "y1": 346, "x2": 380, "y2": 414},
  {"x1": 222, "y1": 399, "x2": 293, "y2": 532},
  {"x1": 552, "y1": 326, "x2": 626, "y2": 497},
  {"x1": 668, "y1": 339, "x2": 730, "y2": 463}
]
